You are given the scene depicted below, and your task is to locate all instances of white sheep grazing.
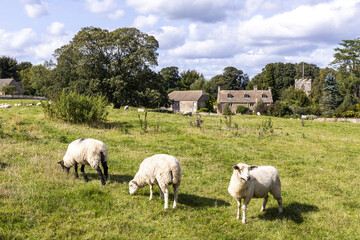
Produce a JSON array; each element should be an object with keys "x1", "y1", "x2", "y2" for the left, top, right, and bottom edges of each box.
[
  {"x1": 228, "y1": 163, "x2": 283, "y2": 223},
  {"x1": 58, "y1": 138, "x2": 109, "y2": 185},
  {"x1": 129, "y1": 154, "x2": 182, "y2": 209}
]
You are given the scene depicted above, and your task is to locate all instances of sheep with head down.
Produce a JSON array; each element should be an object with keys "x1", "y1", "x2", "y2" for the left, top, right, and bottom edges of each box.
[
  {"x1": 228, "y1": 163, "x2": 283, "y2": 223},
  {"x1": 58, "y1": 138, "x2": 109, "y2": 185},
  {"x1": 129, "y1": 154, "x2": 182, "y2": 209}
]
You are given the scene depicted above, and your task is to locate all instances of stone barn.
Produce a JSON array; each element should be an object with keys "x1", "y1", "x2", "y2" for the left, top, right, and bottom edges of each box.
[
  {"x1": 168, "y1": 90, "x2": 210, "y2": 114},
  {"x1": 0, "y1": 78, "x2": 23, "y2": 95}
]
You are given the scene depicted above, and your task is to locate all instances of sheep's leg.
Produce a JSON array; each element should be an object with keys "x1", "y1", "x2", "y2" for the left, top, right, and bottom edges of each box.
[
  {"x1": 81, "y1": 165, "x2": 89, "y2": 182},
  {"x1": 242, "y1": 198, "x2": 251, "y2": 224},
  {"x1": 74, "y1": 163, "x2": 79, "y2": 179},
  {"x1": 101, "y1": 161, "x2": 109, "y2": 180},
  {"x1": 260, "y1": 194, "x2": 269, "y2": 212},
  {"x1": 172, "y1": 183, "x2": 180, "y2": 209},
  {"x1": 236, "y1": 200, "x2": 241, "y2": 220},
  {"x1": 277, "y1": 196, "x2": 283, "y2": 214},
  {"x1": 163, "y1": 186, "x2": 169, "y2": 209},
  {"x1": 159, "y1": 187, "x2": 164, "y2": 199},
  {"x1": 96, "y1": 167, "x2": 106, "y2": 185},
  {"x1": 149, "y1": 185, "x2": 153, "y2": 200}
]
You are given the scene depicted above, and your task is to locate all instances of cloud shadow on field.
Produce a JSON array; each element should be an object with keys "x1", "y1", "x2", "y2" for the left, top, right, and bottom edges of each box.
[
  {"x1": 259, "y1": 201, "x2": 319, "y2": 224},
  {"x1": 178, "y1": 193, "x2": 230, "y2": 208}
]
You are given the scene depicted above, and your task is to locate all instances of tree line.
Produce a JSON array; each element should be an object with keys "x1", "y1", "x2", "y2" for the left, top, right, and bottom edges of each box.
[{"x1": 1, "y1": 26, "x2": 360, "y2": 117}]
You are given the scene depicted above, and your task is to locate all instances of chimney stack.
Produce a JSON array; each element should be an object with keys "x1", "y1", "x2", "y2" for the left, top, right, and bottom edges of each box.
[{"x1": 253, "y1": 85, "x2": 258, "y2": 91}]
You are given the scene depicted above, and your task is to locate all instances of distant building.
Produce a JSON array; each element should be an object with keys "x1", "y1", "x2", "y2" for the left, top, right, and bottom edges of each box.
[
  {"x1": 295, "y1": 79, "x2": 311, "y2": 96},
  {"x1": 217, "y1": 85, "x2": 273, "y2": 114},
  {"x1": 0, "y1": 78, "x2": 23, "y2": 95},
  {"x1": 167, "y1": 90, "x2": 210, "y2": 114}
]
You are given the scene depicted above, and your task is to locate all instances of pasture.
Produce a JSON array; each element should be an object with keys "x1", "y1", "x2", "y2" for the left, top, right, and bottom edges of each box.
[{"x1": 0, "y1": 99, "x2": 359, "y2": 239}]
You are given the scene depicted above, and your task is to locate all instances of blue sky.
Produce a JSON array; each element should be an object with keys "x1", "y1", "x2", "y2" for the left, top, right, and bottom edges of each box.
[{"x1": 1, "y1": 0, "x2": 360, "y2": 79}]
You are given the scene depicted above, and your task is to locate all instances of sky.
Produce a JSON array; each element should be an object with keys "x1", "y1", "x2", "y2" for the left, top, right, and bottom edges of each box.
[{"x1": 1, "y1": 0, "x2": 360, "y2": 79}]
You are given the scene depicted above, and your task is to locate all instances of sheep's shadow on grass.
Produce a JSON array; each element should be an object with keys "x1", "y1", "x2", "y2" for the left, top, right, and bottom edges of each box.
[
  {"x1": 0, "y1": 162, "x2": 8, "y2": 170},
  {"x1": 86, "y1": 173, "x2": 133, "y2": 183},
  {"x1": 259, "y1": 201, "x2": 319, "y2": 224},
  {"x1": 94, "y1": 121, "x2": 135, "y2": 131},
  {"x1": 178, "y1": 193, "x2": 230, "y2": 208}
]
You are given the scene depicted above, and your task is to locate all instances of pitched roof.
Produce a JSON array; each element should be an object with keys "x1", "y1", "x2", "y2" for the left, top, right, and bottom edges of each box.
[
  {"x1": 0, "y1": 78, "x2": 15, "y2": 89},
  {"x1": 168, "y1": 90, "x2": 208, "y2": 101},
  {"x1": 218, "y1": 89, "x2": 273, "y2": 104}
]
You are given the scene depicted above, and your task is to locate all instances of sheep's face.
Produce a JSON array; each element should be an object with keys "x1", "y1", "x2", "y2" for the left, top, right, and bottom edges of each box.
[
  {"x1": 58, "y1": 160, "x2": 70, "y2": 173},
  {"x1": 129, "y1": 180, "x2": 139, "y2": 195},
  {"x1": 233, "y1": 164, "x2": 257, "y2": 182}
]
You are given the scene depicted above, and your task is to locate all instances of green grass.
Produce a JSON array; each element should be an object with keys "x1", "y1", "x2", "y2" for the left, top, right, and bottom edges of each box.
[{"x1": 1, "y1": 100, "x2": 360, "y2": 239}]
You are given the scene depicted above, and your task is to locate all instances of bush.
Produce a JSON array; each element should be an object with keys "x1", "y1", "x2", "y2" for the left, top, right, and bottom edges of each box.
[
  {"x1": 1, "y1": 85, "x2": 17, "y2": 95},
  {"x1": 236, "y1": 105, "x2": 249, "y2": 114},
  {"x1": 42, "y1": 90, "x2": 109, "y2": 125},
  {"x1": 222, "y1": 103, "x2": 234, "y2": 115}
]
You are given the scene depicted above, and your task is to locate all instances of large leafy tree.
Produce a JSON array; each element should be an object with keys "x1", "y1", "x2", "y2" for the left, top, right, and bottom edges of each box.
[
  {"x1": 179, "y1": 69, "x2": 204, "y2": 90},
  {"x1": 206, "y1": 66, "x2": 249, "y2": 97},
  {"x1": 332, "y1": 38, "x2": 360, "y2": 75},
  {"x1": 53, "y1": 27, "x2": 168, "y2": 108},
  {"x1": 0, "y1": 56, "x2": 19, "y2": 80},
  {"x1": 160, "y1": 66, "x2": 181, "y2": 92}
]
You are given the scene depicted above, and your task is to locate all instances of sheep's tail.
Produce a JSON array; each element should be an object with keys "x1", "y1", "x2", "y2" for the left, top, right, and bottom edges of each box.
[{"x1": 171, "y1": 162, "x2": 182, "y2": 185}]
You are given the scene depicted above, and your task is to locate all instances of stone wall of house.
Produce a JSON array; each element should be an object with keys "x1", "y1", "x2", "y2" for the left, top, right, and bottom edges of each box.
[{"x1": 295, "y1": 79, "x2": 312, "y2": 96}]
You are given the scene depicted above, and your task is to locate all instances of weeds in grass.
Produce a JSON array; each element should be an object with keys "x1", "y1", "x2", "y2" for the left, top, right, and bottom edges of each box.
[
  {"x1": 258, "y1": 118, "x2": 274, "y2": 139},
  {"x1": 188, "y1": 115, "x2": 203, "y2": 128},
  {"x1": 138, "y1": 111, "x2": 148, "y2": 133},
  {"x1": 224, "y1": 115, "x2": 232, "y2": 128}
]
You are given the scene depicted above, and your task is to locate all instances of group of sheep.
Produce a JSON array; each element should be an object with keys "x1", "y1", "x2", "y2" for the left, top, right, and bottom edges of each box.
[{"x1": 59, "y1": 138, "x2": 283, "y2": 223}]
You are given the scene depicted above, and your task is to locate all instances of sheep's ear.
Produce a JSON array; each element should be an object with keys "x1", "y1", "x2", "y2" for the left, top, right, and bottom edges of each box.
[
  {"x1": 57, "y1": 161, "x2": 61, "y2": 164},
  {"x1": 131, "y1": 180, "x2": 138, "y2": 186},
  {"x1": 249, "y1": 165, "x2": 258, "y2": 170},
  {"x1": 233, "y1": 165, "x2": 240, "y2": 170}
]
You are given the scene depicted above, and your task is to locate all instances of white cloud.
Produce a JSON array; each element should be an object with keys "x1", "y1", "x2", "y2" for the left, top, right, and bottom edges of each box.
[
  {"x1": 46, "y1": 22, "x2": 65, "y2": 35},
  {"x1": 22, "y1": 0, "x2": 49, "y2": 18},
  {"x1": 126, "y1": 0, "x2": 237, "y2": 22},
  {"x1": 85, "y1": 0, "x2": 117, "y2": 13},
  {"x1": 153, "y1": 26, "x2": 186, "y2": 49},
  {"x1": 108, "y1": 9, "x2": 125, "y2": 20},
  {"x1": 132, "y1": 15, "x2": 159, "y2": 30}
]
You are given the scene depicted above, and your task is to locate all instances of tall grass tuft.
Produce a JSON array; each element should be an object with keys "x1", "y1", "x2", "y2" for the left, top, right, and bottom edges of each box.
[{"x1": 42, "y1": 90, "x2": 109, "y2": 126}]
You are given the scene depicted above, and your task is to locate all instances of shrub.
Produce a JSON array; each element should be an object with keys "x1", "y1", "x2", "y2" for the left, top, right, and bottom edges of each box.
[
  {"x1": 236, "y1": 105, "x2": 249, "y2": 114},
  {"x1": 254, "y1": 100, "x2": 269, "y2": 115},
  {"x1": 1, "y1": 85, "x2": 17, "y2": 95},
  {"x1": 42, "y1": 90, "x2": 109, "y2": 125},
  {"x1": 222, "y1": 103, "x2": 234, "y2": 115}
]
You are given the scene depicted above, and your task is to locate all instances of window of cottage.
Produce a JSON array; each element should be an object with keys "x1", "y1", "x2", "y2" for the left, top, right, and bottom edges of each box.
[
  {"x1": 227, "y1": 93, "x2": 233, "y2": 98},
  {"x1": 244, "y1": 94, "x2": 250, "y2": 98},
  {"x1": 249, "y1": 103, "x2": 254, "y2": 107},
  {"x1": 262, "y1": 94, "x2": 267, "y2": 98}
]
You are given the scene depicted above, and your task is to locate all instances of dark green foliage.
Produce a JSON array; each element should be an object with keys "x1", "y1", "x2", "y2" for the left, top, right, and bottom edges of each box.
[
  {"x1": 251, "y1": 62, "x2": 320, "y2": 101},
  {"x1": 254, "y1": 100, "x2": 269, "y2": 114},
  {"x1": 281, "y1": 87, "x2": 311, "y2": 107},
  {"x1": 236, "y1": 105, "x2": 249, "y2": 114},
  {"x1": 160, "y1": 66, "x2": 181, "y2": 92},
  {"x1": 42, "y1": 91, "x2": 109, "y2": 125},
  {"x1": 52, "y1": 27, "x2": 168, "y2": 108},
  {"x1": 267, "y1": 102, "x2": 292, "y2": 117},
  {"x1": 322, "y1": 73, "x2": 342, "y2": 115},
  {"x1": 180, "y1": 69, "x2": 204, "y2": 90},
  {"x1": 206, "y1": 66, "x2": 249, "y2": 98},
  {"x1": 222, "y1": 103, "x2": 233, "y2": 115},
  {"x1": 0, "y1": 85, "x2": 17, "y2": 95}
]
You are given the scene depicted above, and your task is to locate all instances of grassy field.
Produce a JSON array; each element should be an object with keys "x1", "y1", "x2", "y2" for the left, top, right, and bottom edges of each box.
[{"x1": 0, "y1": 99, "x2": 360, "y2": 239}]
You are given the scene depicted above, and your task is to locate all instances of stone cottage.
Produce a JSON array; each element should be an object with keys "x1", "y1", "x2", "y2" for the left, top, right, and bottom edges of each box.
[
  {"x1": 168, "y1": 90, "x2": 210, "y2": 113},
  {"x1": 0, "y1": 78, "x2": 23, "y2": 95},
  {"x1": 217, "y1": 85, "x2": 273, "y2": 114}
]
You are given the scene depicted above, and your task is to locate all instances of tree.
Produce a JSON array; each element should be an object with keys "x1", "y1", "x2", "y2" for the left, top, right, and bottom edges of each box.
[
  {"x1": 0, "y1": 85, "x2": 17, "y2": 95},
  {"x1": 0, "y1": 56, "x2": 19, "y2": 80},
  {"x1": 160, "y1": 66, "x2": 181, "y2": 92},
  {"x1": 53, "y1": 27, "x2": 167, "y2": 108},
  {"x1": 281, "y1": 87, "x2": 311, "y2": 107},
  {"x1": 190, "y1": 77, "x2": 206, "y2": 90},
  {"x1": 179, "y1": 69, "x2": 203, "y2": 90},
  {"x1": 207, "y1": 66, "x2": 249, "y2": 97},
  {"x1": 331, "y1": 38, "x2": 360, "y2": 75},
  {"x1": 322, "y1": 73, "x2": 342, "y2": 115}
]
